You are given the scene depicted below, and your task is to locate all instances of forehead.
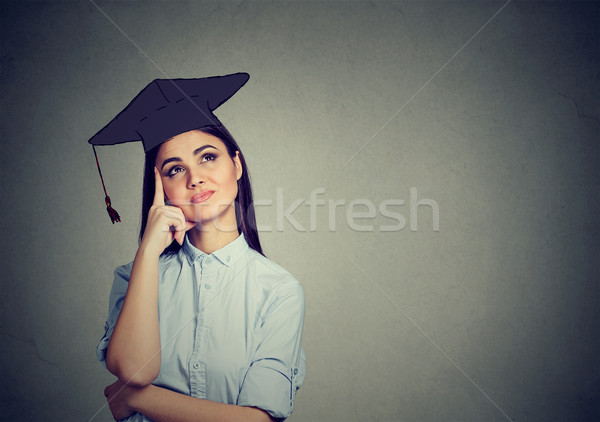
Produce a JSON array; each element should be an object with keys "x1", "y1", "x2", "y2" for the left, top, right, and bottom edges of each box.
[{"x1": 156, "y1": 130, "x2": 226, "y2": 162}]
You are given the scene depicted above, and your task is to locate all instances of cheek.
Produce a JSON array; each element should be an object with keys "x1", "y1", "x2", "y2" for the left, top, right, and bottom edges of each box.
[
  {"x1": 216, "y1": 167, "x2": 239, "y2": 188},
  {"x1": 226, "y1": 171, "x2": 240, "y2": 194},
  {"x1": 162, "y1": 181, "x2": 184, "y2": 201}
]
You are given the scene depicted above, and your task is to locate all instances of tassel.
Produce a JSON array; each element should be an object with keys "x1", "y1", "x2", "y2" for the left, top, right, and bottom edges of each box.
[
  {"x1": 93, "y1": 145, "x2": 121, "y2": 223},
  {"x1": 105, "y1": 195, "x2": 121, "y2": 224}
]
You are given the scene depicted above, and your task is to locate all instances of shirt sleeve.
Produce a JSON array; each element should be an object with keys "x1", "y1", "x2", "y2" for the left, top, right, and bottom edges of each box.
[
  {"x1": 237, "y1": 280, "x2": 306, "y2": 421},
  {"x1": 96, "y1": 262, "x2": 133, "y2": 369}
]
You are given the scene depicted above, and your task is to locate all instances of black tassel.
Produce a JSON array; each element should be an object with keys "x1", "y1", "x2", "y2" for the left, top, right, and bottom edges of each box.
[
  {"x1": 93, "y1": 145, "x2": 121, "y2": 223},
  {"x1": 105, "y1": 196, "x2": 121, "y2": 224}
]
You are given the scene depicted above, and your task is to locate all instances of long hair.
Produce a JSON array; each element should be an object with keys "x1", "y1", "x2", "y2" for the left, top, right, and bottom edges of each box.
[{"x1": 139, "y1": 124, "x2": 264, "y2": 256}]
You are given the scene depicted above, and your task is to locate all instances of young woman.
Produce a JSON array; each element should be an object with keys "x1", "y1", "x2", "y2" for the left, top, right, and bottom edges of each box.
[{"x1": 92, "y1": 74, "x2": 306, "y2": 422}]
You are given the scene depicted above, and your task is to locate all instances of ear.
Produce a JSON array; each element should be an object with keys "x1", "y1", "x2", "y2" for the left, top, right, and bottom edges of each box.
[{"x1": 234, "y1": 151, "x2": 243, "y2": 181}]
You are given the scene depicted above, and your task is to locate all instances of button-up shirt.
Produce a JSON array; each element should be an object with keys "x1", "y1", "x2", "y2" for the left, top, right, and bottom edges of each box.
[{"x1": 96, "y1": 233, "x2": 306, "y2": 421}]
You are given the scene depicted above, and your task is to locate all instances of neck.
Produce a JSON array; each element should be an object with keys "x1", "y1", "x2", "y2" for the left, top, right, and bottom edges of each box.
[{"x1": 188, "y1": 224, "x2": 240, "y2": 255}]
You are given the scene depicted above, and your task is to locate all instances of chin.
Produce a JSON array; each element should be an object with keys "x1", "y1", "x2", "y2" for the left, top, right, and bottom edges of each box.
[{"x1": 186, "y1": 205, "x2": 237, "y2": 230}]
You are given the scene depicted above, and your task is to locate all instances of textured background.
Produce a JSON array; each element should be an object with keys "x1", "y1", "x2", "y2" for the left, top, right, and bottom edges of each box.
[{"x1": 1, "y1": 1, "x2": 598, "y2": 421}]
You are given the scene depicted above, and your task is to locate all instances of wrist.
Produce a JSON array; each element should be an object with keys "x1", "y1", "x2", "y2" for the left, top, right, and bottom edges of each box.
[
  {"x1": 137, "y1": 240, "x2": 163, "y2": 260},
  {"x1": 127, "y1": 384, "x2": 154, "y2": 414}
]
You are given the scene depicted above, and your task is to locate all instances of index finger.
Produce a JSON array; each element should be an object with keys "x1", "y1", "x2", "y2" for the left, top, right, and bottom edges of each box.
[{"x1": 153, "y1": 167, "x2": 165, "y2": 206}]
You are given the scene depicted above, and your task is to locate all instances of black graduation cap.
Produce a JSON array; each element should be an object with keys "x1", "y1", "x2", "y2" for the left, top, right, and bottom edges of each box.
[{"x1": 88, "y1": 72, "x2": 250, "y2": 223}]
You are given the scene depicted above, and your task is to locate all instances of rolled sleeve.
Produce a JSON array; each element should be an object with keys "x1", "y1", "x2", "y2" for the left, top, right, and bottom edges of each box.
[
  {"x1": 238, "y1": 281, "x2": 306, "y2": 420},
  {"x1": 96, "y1": 262, "x2": 132, "y2": 369}
]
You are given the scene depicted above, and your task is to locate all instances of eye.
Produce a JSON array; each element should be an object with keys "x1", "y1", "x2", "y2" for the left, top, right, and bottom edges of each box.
[
  {"x1": 167, "y1": 165, "x2": 185, "y2": 177},
  {"x1": 201, "y1": 153, "x2": 217, "y2": 163}
]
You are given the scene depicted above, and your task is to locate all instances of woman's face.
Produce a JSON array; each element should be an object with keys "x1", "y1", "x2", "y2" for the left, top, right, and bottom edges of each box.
[{"x1": 155, "y1": 130, "x2": 242, "y2": 230}]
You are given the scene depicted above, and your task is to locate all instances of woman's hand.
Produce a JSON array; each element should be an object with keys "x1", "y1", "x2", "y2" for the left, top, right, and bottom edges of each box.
[
  {"x1": 104, "y1": 379, "x2": 139, "y2": 421},
  {"x1": 140, "y1": 167, "x2": 195, "y2": 257},
  {"x1": 103, "y1": 381, "x2": 274, "y2": 422}
]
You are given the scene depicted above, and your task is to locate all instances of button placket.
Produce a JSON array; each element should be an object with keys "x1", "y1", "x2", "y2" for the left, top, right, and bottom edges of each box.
[
  {"x1": 189, "y1": 256, "x2": 220, "y2": 399},
  {"x1": 189, "y1": 257, "x2": 208, "y2": 398}
]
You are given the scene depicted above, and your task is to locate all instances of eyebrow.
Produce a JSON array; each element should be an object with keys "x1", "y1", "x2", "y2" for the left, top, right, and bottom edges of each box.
[{"x1": 160, "y1": 144, "x2": 219, "y2": 170}]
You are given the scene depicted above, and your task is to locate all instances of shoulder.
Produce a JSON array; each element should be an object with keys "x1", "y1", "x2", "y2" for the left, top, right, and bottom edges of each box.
[
  {"x1": 245, "y1": 249, "x2": 304, "y2": 300},
  {"x1": 113, "y1": 250, "x2": 184, "y2": 283},
  {"x1": 113, "y1": 260, "x2": 134, "y2": 282}
]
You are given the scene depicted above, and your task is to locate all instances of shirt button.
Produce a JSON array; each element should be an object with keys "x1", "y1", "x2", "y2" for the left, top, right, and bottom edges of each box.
[
  {"x1": 226, "y1": 256, "x2": 231, "y2": 262},
  {"x1": 294, "y1": 368, "x2": 298, "y2": 375},
  {"x1": 193, "y1": 362, "x2": 200, "y2": 369},
  {"x1": 206, "y1": 257, "x2": 213, "y2": 264},
  {"x1": 204, "y1": 284, "x2": 211, "y2": 289}
]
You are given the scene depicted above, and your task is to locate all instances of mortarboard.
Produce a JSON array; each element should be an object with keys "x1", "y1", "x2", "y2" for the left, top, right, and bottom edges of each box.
[{"x1": 88, "y1": 72, "x2": 250, "y2": 223}]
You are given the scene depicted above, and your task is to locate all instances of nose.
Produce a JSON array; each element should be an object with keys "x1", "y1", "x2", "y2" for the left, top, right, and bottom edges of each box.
[{"x1": 187, "y1": 168, "x2": 205, "y2": 189}]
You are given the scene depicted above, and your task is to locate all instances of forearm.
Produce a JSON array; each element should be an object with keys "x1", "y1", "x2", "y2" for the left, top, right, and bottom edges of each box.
[
  {"x1": 106, "y1": 247, "x2": 161, "y2": 385},
  {"x1": 129, "y1": 385, "x2": 273, "y2": 422}
]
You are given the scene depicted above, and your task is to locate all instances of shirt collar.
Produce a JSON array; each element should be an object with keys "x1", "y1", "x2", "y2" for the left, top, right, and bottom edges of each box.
[{"x1": 181, "y1": 232, "x2": 249, "y2": 267}]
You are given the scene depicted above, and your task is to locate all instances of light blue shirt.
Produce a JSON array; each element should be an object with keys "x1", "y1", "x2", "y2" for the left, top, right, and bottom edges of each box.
[{"x1": 96, "y1": 233, "x2": 306, "y2": 421}]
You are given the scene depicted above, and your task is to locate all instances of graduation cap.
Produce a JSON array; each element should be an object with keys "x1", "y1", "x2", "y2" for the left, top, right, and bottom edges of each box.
[{"x1": 88, "y1": 72, "x2": 250, "y2": 223}]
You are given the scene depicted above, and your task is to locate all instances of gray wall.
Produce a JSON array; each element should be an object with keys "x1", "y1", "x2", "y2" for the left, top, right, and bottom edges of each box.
[{"x1": 1, "y1": 1, "x2": 598, "y2": 421}]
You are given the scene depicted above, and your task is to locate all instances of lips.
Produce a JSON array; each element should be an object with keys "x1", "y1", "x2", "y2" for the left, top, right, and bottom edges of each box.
[{"x1": 191, "y1": 191, "x2": 215, "y2": 204}]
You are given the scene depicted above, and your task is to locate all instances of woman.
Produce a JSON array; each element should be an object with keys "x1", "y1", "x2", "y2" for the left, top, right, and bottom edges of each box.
[{"x1": 92, "y1": 74, "x2": 306, "y2": 422}]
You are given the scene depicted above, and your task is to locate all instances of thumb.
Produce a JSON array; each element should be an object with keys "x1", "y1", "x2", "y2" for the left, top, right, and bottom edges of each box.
[{"x1": 175, "y1": 221, "x2": 197, "y2": 245}]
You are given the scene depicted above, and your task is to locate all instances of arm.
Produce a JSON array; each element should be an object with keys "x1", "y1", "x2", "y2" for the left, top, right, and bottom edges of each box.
[
  {"x1": 105, "y1": 245, "x2": 161, "y2": 386},
  {"x1": 106, "y1": 167, "x2": 194, "y2": 387},
  {"x1": 104, "y1": 380, "x2": 274, "y2": 422}
]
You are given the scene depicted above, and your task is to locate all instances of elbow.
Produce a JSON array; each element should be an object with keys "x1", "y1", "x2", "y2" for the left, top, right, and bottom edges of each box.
[
  {"x1": 114, "y1": 364, "x2": 159, "y2": 388},
  {"x1": 106, "y1": 352, "x2": 160, "y2": 387},
  {"x1": 119, "y1": 371, "x2": 158, "y2": 388}
]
